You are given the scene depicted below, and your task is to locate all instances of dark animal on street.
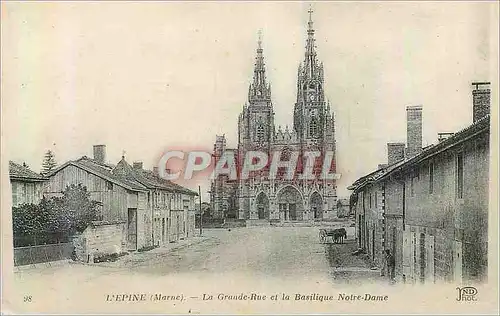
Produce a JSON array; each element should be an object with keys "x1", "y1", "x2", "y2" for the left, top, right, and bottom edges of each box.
[
  {"x1": 332, "y1": 228, "x2": 347, "y2": 244},
  {"x1": 319, "y1": 227, "x2": 347, "y2": 244}
]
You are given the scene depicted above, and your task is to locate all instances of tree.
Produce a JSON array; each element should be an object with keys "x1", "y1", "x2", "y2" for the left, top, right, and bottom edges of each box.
[
  {"x1": 12, "y1": 184, "x2": 100, "y2": 246},
  {"x1": 61, "y1": 184, "x2": 100, "y2": 234},
  {"x1": 41, "y1": 150, "x2": 57, "y2": 174}
]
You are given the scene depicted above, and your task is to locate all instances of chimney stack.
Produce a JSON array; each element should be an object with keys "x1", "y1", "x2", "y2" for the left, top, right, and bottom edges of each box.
[
  {"x1": 438, "y1": 132, "x2": 454, "y2": 142},
  {"x1": 406, "y1": 105, "x2": 423, "y2": 158},
  {"x1": 472, "y1": 82, "x2": 491, "y2": 122},
  {"x1": 133, "y1": 161, "x2": 143, "y2": 169},
  {"x1": 153, "y1": 166, "x2": 159, "y2": 175},
  {"x1": 378, "y1": 163, "x2": 388, "y2": 170},
  {"x1": 93, "y1": 145, "x2": 106, "y2": 163},
  {"x1": 387, "y1": 142, "x2": 406, "y2": 165}
]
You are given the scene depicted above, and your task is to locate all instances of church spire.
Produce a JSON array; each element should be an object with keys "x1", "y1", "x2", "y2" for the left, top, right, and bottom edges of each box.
[
  {"x1": 304, "y1": 6, "x2": 317, "y2": 78},
  {"x1": 249, "y1": 30, "x2": 271, "y2": 103},
  {"x1": 254, "y1": 30, "x2": 265, "y2": 86}
]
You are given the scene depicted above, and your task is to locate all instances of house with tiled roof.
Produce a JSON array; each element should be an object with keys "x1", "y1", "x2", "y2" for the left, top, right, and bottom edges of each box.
[
  {"x1": 9, "y1": 161, "x2": 48, "y2": 207},
  {"x1": 113, "y1": 158, "x2": 197, "y2": 246},
  {"x1": 348, "y1": 82, "x2": 491, "y2": 284}
]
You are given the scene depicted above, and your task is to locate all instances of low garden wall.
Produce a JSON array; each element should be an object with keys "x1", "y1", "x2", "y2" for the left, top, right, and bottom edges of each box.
[{"x1": 72, "y1": 220, "x2": 127, "y2": 263}]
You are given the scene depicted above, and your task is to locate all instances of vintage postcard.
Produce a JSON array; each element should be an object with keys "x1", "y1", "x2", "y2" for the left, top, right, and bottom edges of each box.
[{"x1": 1, "y1": 1, "x2": 499, "y2": 314}]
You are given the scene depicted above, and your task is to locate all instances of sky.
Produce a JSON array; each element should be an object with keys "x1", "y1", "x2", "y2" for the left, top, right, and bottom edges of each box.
[{"x1": 2, "y1": 1, "x2": 497, "y2": 200}]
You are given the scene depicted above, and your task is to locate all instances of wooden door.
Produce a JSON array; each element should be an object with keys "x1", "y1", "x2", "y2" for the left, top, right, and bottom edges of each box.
[
  {"x1": 402, "y1": 229, "x2": 411, "y2": 283},
  {"x1": 127, "y1": 208, "x2": 137, "y2": 250},
  {"x1": 454, "y1": 241, "x2": 463, "y2": 283},
  {"x1": 425, "y1": 234, "x2": 435, "y2": 283},
  {"x1": 162, "y1": 218, "x2": 166, "y2": 245}
]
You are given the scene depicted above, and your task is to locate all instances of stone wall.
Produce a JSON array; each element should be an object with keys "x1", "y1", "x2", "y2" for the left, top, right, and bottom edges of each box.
[{"x1": 72, "y1": 221, "x2": 126, "y2": 263}]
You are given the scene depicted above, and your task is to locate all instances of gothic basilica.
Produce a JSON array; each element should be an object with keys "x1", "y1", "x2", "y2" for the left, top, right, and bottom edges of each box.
[{"x1": 211, "y1": 11, "x2": 338, "y2": 222}]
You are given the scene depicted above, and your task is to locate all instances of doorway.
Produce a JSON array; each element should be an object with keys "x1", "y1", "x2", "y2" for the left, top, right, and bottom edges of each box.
[
  {"x1": 256, "y1": 192, "x2": 269, "y2": 220},
  {"x1": 162, "y1": 218, "x2": 166, "y2": 245},
  {"x1": 127, "y1": 208, "x2": 137, "y2": 251}
]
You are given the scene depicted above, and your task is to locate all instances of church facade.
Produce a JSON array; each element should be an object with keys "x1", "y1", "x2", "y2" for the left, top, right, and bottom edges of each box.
[{"x1": 210, "y1": 12, "x2": 338, "y2": 222}]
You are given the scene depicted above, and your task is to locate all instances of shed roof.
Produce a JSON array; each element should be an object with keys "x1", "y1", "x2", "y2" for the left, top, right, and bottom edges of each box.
[{"x1": 9, "y1": 161, "x2": 48, "y2": 182}]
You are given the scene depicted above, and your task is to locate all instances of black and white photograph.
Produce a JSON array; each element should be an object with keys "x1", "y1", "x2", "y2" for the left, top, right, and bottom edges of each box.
[{"x1": 1, "y1": 1, "x2": 498, "y2": 314}]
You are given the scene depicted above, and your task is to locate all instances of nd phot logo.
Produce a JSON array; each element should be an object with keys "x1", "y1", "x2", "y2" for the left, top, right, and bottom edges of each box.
[{"x1": 456, "y1": 286, "x2": 478, "y2": 302}]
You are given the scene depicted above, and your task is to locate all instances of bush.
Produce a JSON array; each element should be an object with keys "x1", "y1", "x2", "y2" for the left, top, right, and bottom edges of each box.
[
  {"x1": 137, "y1": 245, "x2": 159, "y2": 252},
  {"x1": 93, "y1": 252, "x2": 128, "y2": 263},
  {"x1": 12, "y1": 184, "x2": 100, "y2": 247}
]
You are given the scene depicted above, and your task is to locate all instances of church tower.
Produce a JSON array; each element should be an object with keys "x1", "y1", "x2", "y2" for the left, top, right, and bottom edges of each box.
[
  {"x1": 238, "y1": 31, "x2": 275, "y2": 151},
  {"x1": 293, "y1": 9, "x2": 333, "y2": 146}
]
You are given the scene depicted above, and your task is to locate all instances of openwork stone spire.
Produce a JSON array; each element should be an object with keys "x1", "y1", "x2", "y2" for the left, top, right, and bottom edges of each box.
[
  {"x1": 248, "y1": 30, "x2": 271, "y2": 103},
  {"x1": 303, "y1": 6, "x2": 318, "y2": 79}
]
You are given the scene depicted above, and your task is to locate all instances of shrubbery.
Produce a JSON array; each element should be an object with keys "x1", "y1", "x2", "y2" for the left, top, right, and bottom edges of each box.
[
  {"x1": 137, "y1": 245, "x2": 159, "y2": 252},
  {"x1": 93, "y1": 252, "x2": 128, "y2": 263},
  {"x1": 12, "y1": 184, "x2": 100, "y2": 247}
]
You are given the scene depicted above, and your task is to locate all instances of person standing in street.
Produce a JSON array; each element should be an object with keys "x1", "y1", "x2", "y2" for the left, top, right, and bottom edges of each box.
[{"x1": 386, "y1": 249, "x2": 396, "y2": 284}]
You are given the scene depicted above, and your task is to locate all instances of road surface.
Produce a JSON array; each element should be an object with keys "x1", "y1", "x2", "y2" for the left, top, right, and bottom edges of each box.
[{"x1": 11, "y1": 225, "x2": 385, "y2": 314}]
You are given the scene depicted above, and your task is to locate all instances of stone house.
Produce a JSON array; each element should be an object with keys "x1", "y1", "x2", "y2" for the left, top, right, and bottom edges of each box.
[
  {"x1": 336, "y1": 198, "x2": 350, "y2": 218},
  {"x1": 349, "y1": 166, "x2": 388, "y2": 268},
  {"x1": 9, "y1": 161, "x2": 47, "y2": 207},
  {"x1": 349, "y1": 82, "x2": 491, "y2": 284},
  {"x1": 113, "y1": 158, "x2": 197, "y2": 246}
]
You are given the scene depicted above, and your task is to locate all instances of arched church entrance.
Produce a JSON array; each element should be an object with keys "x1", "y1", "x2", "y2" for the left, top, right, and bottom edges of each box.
[
  {"x1": 255, "y1": 192, "x2": 269, "y2": 220},
  {"x1": 310, "y1": 192, "x2": 323, "y2": 220},
  {"x1": 277, "y1": 186, "x2": 304, "y2": 221}
]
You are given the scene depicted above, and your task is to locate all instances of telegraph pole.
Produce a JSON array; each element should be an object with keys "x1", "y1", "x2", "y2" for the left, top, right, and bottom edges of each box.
[{"x1": 198, "y1": 186, "x2": 202, "y2": 236}]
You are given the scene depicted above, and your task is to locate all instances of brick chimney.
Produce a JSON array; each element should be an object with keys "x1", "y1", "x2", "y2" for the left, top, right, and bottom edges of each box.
[
  {"x1": 387, "y1": 142, "x2": 405, "y2": 165},
  {"x1": 93, "y1": 145, "x2": 106, "y2": 163},
  {"x1": 438, "y1": 132, "x2": 454, "y2": 142},
  {"x1": 472, "y1": 82, "x2": 491, "y2": 122},
  {"x1": 378, "y1": 163, "x2": 388, "y2": 170},
  {"x1": 133, "y1": 161, "x2": 143, "y2": 169},
  {"x1": 406, "y1": 105, "x2": 423, "y2": 158}
]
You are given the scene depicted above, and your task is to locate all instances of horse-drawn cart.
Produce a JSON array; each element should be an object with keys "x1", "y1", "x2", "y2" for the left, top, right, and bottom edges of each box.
[{"x1": 319, "y1": 228, "x2": 347, "y2": 244}]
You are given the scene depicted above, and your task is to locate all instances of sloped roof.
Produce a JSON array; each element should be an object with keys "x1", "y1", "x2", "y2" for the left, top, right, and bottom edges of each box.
[
  {"x1": 113, "y1": 158, "x2": 197, "y2": 195},
  {"x1": 9, "y1": 161, "x2": 47, "y2": 181},
  {"x1": 348, "y1": 115, "x2": 490, "y2": 192},
  {"x1": 48, "y1": 156, "x2": 147, "y2": 192}
]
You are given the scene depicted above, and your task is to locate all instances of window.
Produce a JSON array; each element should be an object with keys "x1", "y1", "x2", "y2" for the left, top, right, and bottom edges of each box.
[
  {"x1": 256, "y1": 124, "x2": 265, "y2": 142},
  {"x1": 12, "y1": 182, "x2": 18, "y2": 206},
  {"x1": 369, "y1": 193, "x2": 372, "y2": 208},
  {"x1": 410, "y1": 169, "x2": 418, "y2": 197},
  {"x1": 375, "y1": 192, "x2": 378, "y2": 208},
  {"x1": 309, "y1": 117, "x2": 319, "y2": 138},
  {"x1": 106, "y1": 181, "x2": 113, "y2": 191},
  {"x1": 429, "y1": 162, "x2": 434, "y2": 194},
  {"x1": 456, "y1": 152, "x2": 464, "y2": 198}
]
